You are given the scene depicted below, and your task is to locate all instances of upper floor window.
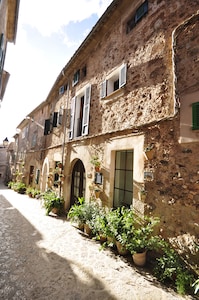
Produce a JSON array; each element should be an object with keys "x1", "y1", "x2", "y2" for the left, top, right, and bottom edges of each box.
[
  {"x1": 69, "y1": 84, "x2": 91, "y2": 140},
  {"x1": 22, "y1": 126, "x2": 29, "y2": 139},
  {"x1": 100, "y1": 63, "x2": 127, "y2": 99},
  {"x1": 0, "y1": 33, "x2": 4, "y2": 72},
  {"x1": 192, "y1": 102, "x2": 199, "y2": 130},
  {"x1": 72, "y1": 69, "x2": 80, "y2": 86},
  {"x1": 126, "y1": 0, "x2": 148, "y2": 34}
]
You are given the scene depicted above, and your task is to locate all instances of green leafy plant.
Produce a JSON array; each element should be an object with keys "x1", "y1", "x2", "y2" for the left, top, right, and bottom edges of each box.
[
  {"x1": 126, "y1": 214, "x2": 160, "y2": 254},
  {"x1": 67, "y1": 197, "x2": 86, "y2": 226},
  {"x1": 14, "y1": 182, "x2": 26, "y2": 194},
  {"x1": 154, "y1": 241, "x2": 195, "y2": 295},
  {"x1": 42, "y1": 190, "x2": 64, "y2": 215},
  {"x1": 26, "y1": 187, "x2": 41, "y2": 198},
  {"x1": 90, "y1": 156, "x2": 101, "y2": 168}
]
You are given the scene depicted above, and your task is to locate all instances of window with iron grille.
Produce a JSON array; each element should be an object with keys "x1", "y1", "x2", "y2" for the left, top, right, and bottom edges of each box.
[{"x1": 113, "y1": 150, "x2": 134, "y2": 208}]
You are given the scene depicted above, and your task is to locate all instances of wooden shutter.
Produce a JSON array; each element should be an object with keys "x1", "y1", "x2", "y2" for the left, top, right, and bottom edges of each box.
[
  {"x1": 100, "y1": 80, "x2": 107, "y2": 98},
  {"x1": 82, "y1": 85, "x2": 91, "y2": 136},
  {"x1": 192, "y1": 102, "x2": 199, "y2": 130},
  {"x1": 135, "y1": 0, "x2": 148, "y2": 24},
  {"x1": 44, "y1": 119, "x2": 50, "y2": 135},
  {"x1": 0, "y1": 33, "x2": 4, "y2": 63},
  {"x1": 58, "y1": 108, "x2": 63, "y2": 125},
  {"x1": 53, "y1": 112, "x2": 58, "y2": 127},
  {"x1": 69, "y1": 97, "x2": 76, "y2": 140},
  {"x1": 119, "y1": 63, "x2": 127, "y2": 88}
]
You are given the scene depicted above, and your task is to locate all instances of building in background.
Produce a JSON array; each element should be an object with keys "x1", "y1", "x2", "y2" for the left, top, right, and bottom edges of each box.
[
  {"x1": 0, "y1": 0, "x2": 20, "y2": 101},
  {"x1": 0, "y1": 0, "x2": 20, "y2": 182}
]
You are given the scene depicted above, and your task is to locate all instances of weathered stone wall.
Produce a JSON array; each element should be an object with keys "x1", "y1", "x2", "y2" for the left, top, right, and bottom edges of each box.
[
  {"x1": 86, "y1": 0, "x2": 199, "y2": 136},
  {"x1": 143, "y1": 116, "x2": 199, "y2": 265}
]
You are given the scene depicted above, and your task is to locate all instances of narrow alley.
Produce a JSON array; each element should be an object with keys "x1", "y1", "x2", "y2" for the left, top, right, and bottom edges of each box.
[{"x1": 0, "y1": 182, "x2": 195, "y2": 300}]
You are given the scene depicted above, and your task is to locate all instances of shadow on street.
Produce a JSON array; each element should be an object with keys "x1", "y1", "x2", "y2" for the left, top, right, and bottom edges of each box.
[{"x1": 0, "y1": 191, "x2": 116, "y2": 300}]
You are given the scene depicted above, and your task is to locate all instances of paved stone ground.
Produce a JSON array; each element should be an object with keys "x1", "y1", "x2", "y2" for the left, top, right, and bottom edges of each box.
[{"x1": 0, "y1": 182, "x2": 195, "y2": 300}]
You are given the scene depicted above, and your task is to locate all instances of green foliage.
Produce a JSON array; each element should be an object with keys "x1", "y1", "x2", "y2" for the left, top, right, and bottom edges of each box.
[
  {"x1": 90, "y1": 156, "x2": 101, "y2": 167},
  {"x1": 42, "y1": 190, "x2": 64, "y2": 215},
  {"x1": 7, "y1": 181, "x2": 14, "y2": 189},
  {"x1": 125, "y1": 213, "x2": 160, "y2": 254},
  {"x1": 26, "y1": 186, "x2": 41, "y2": 198},
  {"x1": 13, "y1": 182, "x2": 26, "y2": 194},
  {"x1": 154, "y1": 241, "x2": 195, "y2": 295},
  {"x1": 67, "y1": 197, "x2": 86, "y2": 224}
]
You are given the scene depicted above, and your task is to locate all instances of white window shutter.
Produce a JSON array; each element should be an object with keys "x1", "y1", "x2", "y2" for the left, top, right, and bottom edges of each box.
[
  {"x1": 119, "y1": 63, "x2": 127, "y2": 88},
  {"x1": 82, "y1": 85, "x2": 91, "y2": 136},
  {"x1": 100, "y1": 80, "x2": 107, "y2": 98},
  {"x1": 69, "y1": 97, "x2": 76, "y2": 140}
]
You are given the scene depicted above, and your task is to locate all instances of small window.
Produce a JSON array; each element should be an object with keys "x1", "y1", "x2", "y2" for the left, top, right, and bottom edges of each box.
[
  {"x1": 59, "y1": 86, "x2": 65, "y2": 95},
  {"x1": 44, "y1": 119, "x2": 51, "y2": 135},
  {"x1": 192, "y1": 102, "x2": 199, "y2": 130},
  {"x1": 73, "y1": 69, "x2": 80, "y2": 86},
  {"x1": 100, "y1": 63, "x2": 127, "y2": 99},
  {"x1": 58, "y1": 107, "x2": 63, "y2": 125},
  {"x1": 126, "y1": 0, "x2": 148, "y2": 34}
]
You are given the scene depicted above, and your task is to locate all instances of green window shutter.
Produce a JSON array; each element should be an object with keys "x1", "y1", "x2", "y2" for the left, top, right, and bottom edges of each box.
[{"x1": 192, "y1": 102, "x2": 199, "y2": 130}]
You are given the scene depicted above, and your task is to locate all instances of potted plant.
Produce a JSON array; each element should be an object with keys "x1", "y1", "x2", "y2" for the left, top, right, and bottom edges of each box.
[
  {"x1": 42, "y1": 190, "x2": 64, "y2": 215},
  {"x1": 144, "y1": 144, "x2": 155, "y2": 160},
  {"x1": 26, "y1": 186, "x2": 34, "y2": 197},
  {"x1": 138, "y1": 187, "x2": 147, "y2": 201},
  {"x1": 126, "y1": 214, "x2": 160, "y2": 266},
  {"x1": 90, "y1": 156, "x2": 101, "y2": 172},
  {"x1": 83, "y1": 201, "x2": 101, "y2": 237},
  {"x1": 15, "y1": 182, "x2": 26, "y2": 194},
  {"x1": 68, "y1": 197, "x2": 86, "y2": 230}
]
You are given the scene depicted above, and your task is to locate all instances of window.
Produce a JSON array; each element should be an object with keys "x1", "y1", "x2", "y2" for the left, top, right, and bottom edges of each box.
[
  {"x1": 44, "y1": 111, "x2": 61, "y2": 135},
  {"x1": 72, "y1": 69, "x2": 80, "y2": 86},
  {"x1": 69, "y1": 84, "x2": 91, "y2": 139},
  {"x1": 58, "y1": 107, "x2": 63, "y2": 125},
  {"x1": 22, "y1": 126, "x2": 29, "y2": 139},
  {"x1": 0, "y1": 33, "x2": 4, "y2": 64},
  {"x1": 59, "y1": 86, "x2": 65, "y2": 95},
  {"x1": 113, "y1": 150, "x2": 134, "y2": 208},
  {"x1": 192, "y1": 102, "x2": 199, "y2": 130},
  {"x1": 126, "y1": 0, "x2": 148, "y2": 34},
  {"x1": 35, "y1": 169, "x2": 40, "y2": 184},
  {"x1": 100, "y1": 63, "x2": 127, "y2": 99}
]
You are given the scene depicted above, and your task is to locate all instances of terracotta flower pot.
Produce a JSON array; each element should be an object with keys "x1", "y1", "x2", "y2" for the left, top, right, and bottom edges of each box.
[
  {"x1": 116, "y1": 241, "x2": 129, "y2": 256},
  {"x1": 132, "y1": 250, "x2": 147, "y2": 267},
  {"x1": 84, "y1": 224, "x2": 92, "y2": 236}
]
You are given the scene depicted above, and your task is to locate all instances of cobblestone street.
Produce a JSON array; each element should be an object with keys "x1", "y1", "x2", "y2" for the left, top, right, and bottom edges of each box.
[{"x1": 0, "y1": 183, "x2": 195, "y2": 300}]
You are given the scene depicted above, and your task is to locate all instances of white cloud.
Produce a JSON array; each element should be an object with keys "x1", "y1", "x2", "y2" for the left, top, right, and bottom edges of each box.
[
  {"x1": 20, "y1": 0, "x2": 112, "y2": 37},
  {"x1": 0, "y1": 0, "x2": 113, "y2": 142}
]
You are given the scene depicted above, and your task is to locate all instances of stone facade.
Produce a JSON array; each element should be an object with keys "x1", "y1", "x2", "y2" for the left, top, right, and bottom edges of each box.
[
  {"x1": 11, "y1": 0, "x2": 199, "y2": 267},
  {"x1": 0, "y1": 0, "x2": 20, "y2": 100}
]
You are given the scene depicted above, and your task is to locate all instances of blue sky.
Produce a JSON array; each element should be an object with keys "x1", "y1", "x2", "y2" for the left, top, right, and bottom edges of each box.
[{"x1": 0, "y1": 0, "x2": 112, "y2": 143}]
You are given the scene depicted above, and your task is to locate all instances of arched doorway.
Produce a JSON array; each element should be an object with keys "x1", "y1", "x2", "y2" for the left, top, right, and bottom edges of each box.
[{"x1": 70, "y1": 159, "x2": 85, "y2": 207}]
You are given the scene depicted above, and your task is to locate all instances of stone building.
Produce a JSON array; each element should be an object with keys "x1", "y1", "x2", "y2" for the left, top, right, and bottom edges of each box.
[
  {"x1": 0, "y1": 0, "x2": 20, "y2": 101},
  {"x1": 0, "y1": 0, "x2": 20, "y2": 181},
  {"x1": 13, "y1": 0, "x2": 199, "y2": 264}
]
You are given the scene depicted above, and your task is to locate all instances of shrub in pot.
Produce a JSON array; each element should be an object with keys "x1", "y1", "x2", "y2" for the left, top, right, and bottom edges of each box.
[
  {"x1": 126, "y1": 214, "x2": 160, "y2": 266},
  {"x1": 42, "y1": 190, "x2": 64, "y2": 215}
]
